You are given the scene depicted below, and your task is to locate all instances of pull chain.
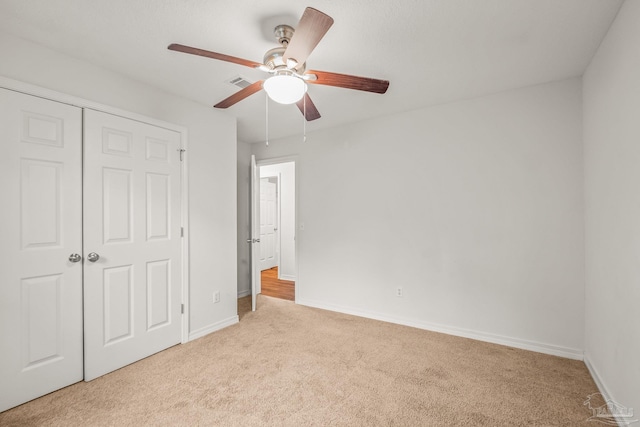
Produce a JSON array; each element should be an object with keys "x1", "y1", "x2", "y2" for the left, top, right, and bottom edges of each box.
[
  {"x1": 303, "y1": 93, "x2": 307, "y2": 143},
  {"x1": 265, "y1": 93, "x2": 269, "y2": 147},
  {"x1": 264, "y1": 92, "x2": 269, "y2": 147}
]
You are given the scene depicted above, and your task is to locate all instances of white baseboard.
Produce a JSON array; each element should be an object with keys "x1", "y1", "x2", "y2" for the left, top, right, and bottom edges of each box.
[
  {"x1": 583, "y1": 355, "x2": 635, "y2": 426},
  {"x1": 188, "y1": 315, "x2": 238, "y2": 341},
  {"x1": 237, "y1": 289, "x2": 251, "y2": 298},
  {"x1": 297, "y1": 298, "x2": 584, "y2": 360},
  {"x1": 584, "y1": 355, "x2": 611, "y2": 397},
  {"x1": 279, "y1": 274, "x2": 296, "y2": 281}
]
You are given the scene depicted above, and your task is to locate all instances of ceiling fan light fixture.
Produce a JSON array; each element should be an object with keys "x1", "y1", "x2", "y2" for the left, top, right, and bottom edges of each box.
[{"x1": 263, "y1": 74, "x2": 307, "y2": 104}]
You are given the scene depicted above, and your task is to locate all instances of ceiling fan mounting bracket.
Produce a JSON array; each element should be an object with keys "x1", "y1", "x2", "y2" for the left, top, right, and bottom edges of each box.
[{"x1": 274, "y1": 24, "x2": 295, "y2": 46}]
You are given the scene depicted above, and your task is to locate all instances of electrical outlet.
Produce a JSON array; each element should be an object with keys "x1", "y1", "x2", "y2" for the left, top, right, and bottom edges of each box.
[
  {"x1": 213, "y1": 291, "x2": 220, "y2": 303},
  {"x1": 396, "y1": 287, "x2": 403, "y2": 297}
]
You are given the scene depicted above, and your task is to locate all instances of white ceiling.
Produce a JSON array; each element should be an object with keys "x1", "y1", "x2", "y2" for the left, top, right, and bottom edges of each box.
[{"x1": 0, "y1": 0, "x2": 623, "y2": 143}]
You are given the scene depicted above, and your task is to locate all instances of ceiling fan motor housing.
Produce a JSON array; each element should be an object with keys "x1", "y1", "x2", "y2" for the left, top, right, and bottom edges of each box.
[{"x1": 263, "y1": 45, "x2": 306, "y2": 73}]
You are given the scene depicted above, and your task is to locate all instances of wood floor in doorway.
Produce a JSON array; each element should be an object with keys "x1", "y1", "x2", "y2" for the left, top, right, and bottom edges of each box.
[{"x1": 261, "y1": 267, "x2": 295, "y2": 301}]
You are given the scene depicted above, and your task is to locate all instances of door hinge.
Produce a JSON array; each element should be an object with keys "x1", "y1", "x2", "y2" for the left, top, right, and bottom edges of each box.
[
  {"x1": 181, "y1": 227, "x2": 184, "y2": 237},
  {"x1": 181, "y1": 303, "x2": 184, "y2": 314},
  {"x1": 178, "y1": 148, "x2": 186, "y2": 161}
]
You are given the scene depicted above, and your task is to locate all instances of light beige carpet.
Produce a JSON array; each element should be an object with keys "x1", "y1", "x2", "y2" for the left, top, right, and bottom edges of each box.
[{"x1": 1, "y1": 295, "x2": 599, "y2": 426}]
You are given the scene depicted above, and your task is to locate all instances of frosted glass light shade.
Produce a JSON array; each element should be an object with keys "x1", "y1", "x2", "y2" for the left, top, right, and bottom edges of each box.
[{"x1": 263, "y1": 75, "x2": 307, "y2": 104}]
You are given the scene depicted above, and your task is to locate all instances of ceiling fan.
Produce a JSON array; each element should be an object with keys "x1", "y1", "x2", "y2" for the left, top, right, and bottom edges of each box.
[{"x1": 168, "y1": 7, "x2": 389, "y2": 121}]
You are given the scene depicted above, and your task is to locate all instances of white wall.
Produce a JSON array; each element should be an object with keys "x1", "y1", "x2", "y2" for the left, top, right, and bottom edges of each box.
[
  {"x1": 0, "y1": 31, "x2": 238, "y2": 338},
  {"x1": 253, "y1": 78, "x2": 585, "y2": 358},
  {"x1": 260, "y1": 162, "x2": 296, "y2": 281},
  {"x1": 583, "y1": 0, "x2": 640, "y2": 415},
  {"x1": 237, "y1": 141, "x2": 251, "y2": 297}
]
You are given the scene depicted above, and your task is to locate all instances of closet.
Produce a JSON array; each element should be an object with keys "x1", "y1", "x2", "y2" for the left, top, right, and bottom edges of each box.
[{"x1": 0, "y1": 88, "x2": 184, "y2": 411}]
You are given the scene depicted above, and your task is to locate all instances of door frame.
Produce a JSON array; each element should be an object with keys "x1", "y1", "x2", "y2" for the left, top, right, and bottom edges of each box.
[
  {"x1": 254, "y1": 156, "x2": 298, "y2": 303},
  {"x1": 0, "y1": 75, "x2": 190, "y2": 344}
]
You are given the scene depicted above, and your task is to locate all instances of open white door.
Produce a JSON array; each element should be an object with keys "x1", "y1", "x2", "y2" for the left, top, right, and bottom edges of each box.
[
  {"x1": 250, "y1": 155, "x2": 260, "y2": 311},
  {"x1": 83, "y1": 109, "x2": 183, "y2": 381},
  {"x1": 0, "y1": 89, "x2": 83, "y2": 411}
]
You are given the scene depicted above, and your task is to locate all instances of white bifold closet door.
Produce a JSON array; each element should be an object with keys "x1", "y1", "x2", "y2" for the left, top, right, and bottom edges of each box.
[
  {"x1": 0, "y1": 89, "x2": 183, "y2": 411},
  {"x1": 83, "y1": 109, "x2": 183, "y2": 381},
  {"x1": 0, "y1": 88, "x2": 84, "y2": 412}
]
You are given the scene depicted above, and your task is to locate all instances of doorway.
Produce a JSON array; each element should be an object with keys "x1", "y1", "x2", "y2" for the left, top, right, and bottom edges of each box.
[
  {"x1": 258, "y1": 174, "x2": 294, "y2": 301},
  {"x1": 247, "y1": 159, "x2": 296, "y2": 311}
]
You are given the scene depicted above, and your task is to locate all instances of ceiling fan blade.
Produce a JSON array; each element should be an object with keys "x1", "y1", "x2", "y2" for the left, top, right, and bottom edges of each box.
[
  {"x1": 168, "y1": 43, "x2": 262, "y2": 69},
  {"x1": 296, "y1": 93, "x2": 321, "y2": 121},
  {"x1": 214, "y1": 81, "x2": 264, "y2": 109},
  {"x1": 283, "y1": 8, "x2": 334, "y2": 67},
  {"x1": 306, "y1": 70, "x2": 389, "y2": 94}
]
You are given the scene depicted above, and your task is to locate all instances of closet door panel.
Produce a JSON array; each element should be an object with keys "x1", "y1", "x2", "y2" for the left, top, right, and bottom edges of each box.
[
  {"x1": 83, "y1": 109, "x2": 182, "y2": 381},
  {"x1": 0, "y1": 88, "x2": 83, "y2": 412}
]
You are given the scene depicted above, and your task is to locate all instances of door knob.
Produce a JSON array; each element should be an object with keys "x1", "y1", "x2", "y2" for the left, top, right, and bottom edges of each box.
[
  {"x1": 87, "y1": 252, "x2": 100, "y2": 262},
  {"x1": 68, "y1": 253, "x2": 82, "y2": 263},
  {"x1": 246, "y1": 238, "x2": 261, "y2": 243}
]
